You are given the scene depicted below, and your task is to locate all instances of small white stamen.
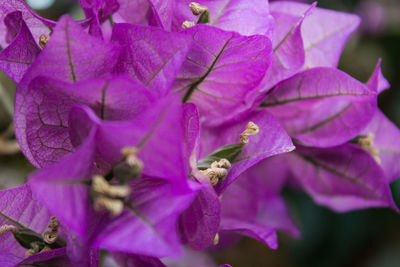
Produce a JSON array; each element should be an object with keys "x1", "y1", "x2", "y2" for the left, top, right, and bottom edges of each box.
[
  {"x1": 0, "y1": 225, "x2": 17, "y2": 237},
  {"x1": 213, "y1": 233, "x2": 220, "y2": 245},
  {"x1": 200, "y1": 158, "x2": 231, "y2": 186},
  {"x1": 189, "y1": 2, "x2": 208, "y2": 15},
  {"x1": 240, "y1": 122, "x2": 259, "y2": 145},
  {"x1": 182, "y1": 21, "x2": 196, "y2": 29},
  {"x1": 357, "y1": 133, "x2": 381, "y2": 164},
  {"x1": 39, "y1": 34, "x2": 50, "y2": 49}
]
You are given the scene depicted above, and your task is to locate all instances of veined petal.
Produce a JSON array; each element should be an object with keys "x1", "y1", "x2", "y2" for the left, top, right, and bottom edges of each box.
[
  {"x1": 0, "y1": 11, "x2": 40, "y2": 83},
  {"x1": 174, "y1": 24, "x2": 272, "y2": 126},
  {"x1": 289, "y1": 144, "x2": 398, "y2": 212},
  {"x1": 262, "y1": 67, "x2": 377, "y2": 147}
]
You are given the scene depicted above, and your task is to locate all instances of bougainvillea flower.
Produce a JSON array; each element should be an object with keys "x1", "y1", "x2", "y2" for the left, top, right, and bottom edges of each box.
[
  {"x1": 173, "y1": 24, "x2": 273, "y2": 126},
  {"x1": 15, "y1": 15, "x2": 122, "y2": 167},
  {"x1": 178, "y1": 103, "x2": 294, "y2": 250},
  {"x1": 0, "y1": 11, "x2": 41, "y2": 83},
  {"x1": 29, "y1": 100, "x2": 200, "y2": 257},
  {"x1": 0, "y1": 184, "x2": 97, "y2": 266},
  {"x1": 261, "y1": 67, "x2": 377, "y2": 147}
]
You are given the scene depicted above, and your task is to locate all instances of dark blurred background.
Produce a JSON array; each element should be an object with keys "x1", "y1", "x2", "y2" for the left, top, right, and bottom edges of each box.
[{"x1": 1, "y1": 1, "x2": 399, "y2": 266}]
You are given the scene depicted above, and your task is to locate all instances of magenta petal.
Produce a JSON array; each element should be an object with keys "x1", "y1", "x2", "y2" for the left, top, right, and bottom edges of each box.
[
  {"x1": 28, "y1": 135, "x2": 96, "y2": 237},
  {"x1": 0, "y1": 0, "x2": 53, "y2": 47},
  {"x1": 0, "y1": 11, "x2": 40, "y2": 82},
  {"x1": 172, "y1": 0, "x2": 274, "y2": 37},
  {"x1": 220, "y1": 161, "x2": 299, "y2": 249},
  {"x1": 15, "y1": 15, "x2": 121, "y2": 167},
  {"x1": 361, "y1": 110, "x2": 400, "y2": 183},
  {"x1": 18, "y1": 75, "x2": 150, "y2": 168},
  {"x1": 263, "y1": 67, "x2": 377, "y2": 147},
  {"x1": 201, "y1": 110, "x2": 294, "y2": 193},
  {"x1": 174, "y1": 24, "x2": 272, "y2": 126},
  {"x1": 69, "y1": 98, "x2": 188, "y2": 183},
  {"x1": 270, "y1": 1, "x2": 360, "y2": 68},
  {"x1": 367, "y1": 59, "x2": 390, "y2": 93},
  {"x1": 264, "y1": 3, "x2": 314, "y2": 90},
  {"x1": 182, "y1": 103, "x2": 201, "y2": 175},
  {"x1": 0, "y1": 184, "x2": 52, "y2": 258},
  {"x1": 94, "y1": 178, "x2": 198, "y2": 257},
  {"x1": 112, "y1": 252, "x2": 165, "y2": 267},
  {"x1": 179, "y1": 186, "x2": 221, "y2": 250},
  {"x1": 290, "y1": 144, "x2": 398, "y2": 212},
  {"x1": 114, "y1": 0, "x2": 150, "y2": 25},
  {"x1": 112, "y1": 23, "x2": 191, "y2": 97},
  {"x1": 18, "y1": 248, "x2": 71, "y2": 267}
]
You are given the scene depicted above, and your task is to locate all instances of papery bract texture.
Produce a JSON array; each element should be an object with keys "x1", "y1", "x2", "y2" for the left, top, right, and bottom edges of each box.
[
  {"x1": 174, "y1": 24, "x2": 273, "y2": 126},
  {"x1": 19, "y1": 75, "x2": 151, "y2": 168},
  {"x1": 360, "y1": 110, "x2": 400, "y2": 183},
  {"x1": 15, "y1": 15, "x2": 121, "y2": 168},
  {"x1": 270, "y1": 1, "x2": 360, "y2": 68},
  {"x1": 112, "y1": 23, "x2": 191, "y2": 97},
  {"x1": 262, "y1": 67, "x2": 377, "y2": 147},
  {"x1": 289, "y1": 144, "x2": 398, "y2": 212},
  {"x1": 201, "y1": 110, "x2": 294, "y2": 193},
  {"x1": 0, "y1": 11, "x2": 40, "y2": 83},
  {"x1": 179, "y1": 186, "x2": 220, "y2": 250},
  {"x1": 0, "y1": 0, "x2": 53, "y2": 47},
  {"x1": 172, "y1": 0, "x2": 274, "y2": 37}
]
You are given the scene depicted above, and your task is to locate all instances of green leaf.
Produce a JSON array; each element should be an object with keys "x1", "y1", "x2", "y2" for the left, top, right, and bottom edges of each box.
[{"x1": 197, "y1": 143, "x2": 244, "y2": 170}]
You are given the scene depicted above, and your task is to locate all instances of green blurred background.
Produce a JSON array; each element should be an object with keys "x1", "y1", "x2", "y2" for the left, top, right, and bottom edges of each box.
[{"x1": 1, "y1": 0, "x2": 399, "y2": 266}]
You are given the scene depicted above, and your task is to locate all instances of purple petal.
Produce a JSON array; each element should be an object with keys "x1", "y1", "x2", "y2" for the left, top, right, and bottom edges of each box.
[
  {"x1": 113, "y1": 0, "x2": 150, "y2": 25},
  {"x1": 264, "y1": 3, "x2": 316, "y2": 90},
  {"x1": 19, "y1": 248, "x2": 72, "y2": 267},
  {"x1": 19, "y1": 75, "x2": 151, "y2": 168},
  {"x1": 220, "y1": 161, "x2": 299, "y2": 249},
  {"x1": 201, "y1": 110, "x2": 294, "y2": 193},
  {"x1": 15, "y1": 15, "x2": 121, "y2": 167},
  {"x1": 28, "y1": 135, "x2": 96, "y2": 237},
  {"x1": 69, "y1": 98, "x2": 189, "y2": 183},
  {"x1": 182, "y1": 103, "x2": 201, "y2": 175},
  {"x1": 0, "y1": 0, "x2": 53, "y2": 47},
  {"x1": 270, "y1": 1, "x2": 360, "y2": 68},
  {"x1": 173, "y1": 24, "x2": 272, "y2": 126},
  {"x1": 367, "y1": 59, "x2": 390, "y2": 94},
  {"x1": 0, "y1": 11, "x2": 40, "y2": 82},
  {"x1": 112, "y1": 252, "x2": 165, "y2": 267},
  {"x1": 112, "y1": 23, "x2": 191, "y2": 97},
  {"x1": 179, "y1": 186, "x2": 221, "y2": 250},
  {"x1": 289, "y1": 144, "x2": 398, "y2": 212},
  {"x1": 94, "y1": 178, "x2": 198, "y2": 257},
  {"x1": 361, "y1": 109, "x2": 400, "y2": 183},
  {"x1": 262, "y1": 67, "x2": 377, "y2": 147},
  {"x1": 0, "y1": 184, "x2": 52, "y2": 258},
  {"x1": 172, "y1": 0, "x2": 274, "y2": 37}
]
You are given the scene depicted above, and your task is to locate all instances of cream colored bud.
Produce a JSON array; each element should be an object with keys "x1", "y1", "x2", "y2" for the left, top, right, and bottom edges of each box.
[
  {"x1": 240, "y1": 121, "x2": 259, "y2": 144},
  {"x1": 357, "y1": 133, "x2": 381, "y2": 164},
  {"x1": 94, "y1": 196, "x2": 124, "y2": 217},
  {"x1": 189, "y1": 2, "x2": 208, "y2": 15},
  {"x1": 0, "y1": 225, "x2": 17, "y2": 237},
  {"x1": 213, "y1": 233, "x2": 220, "y2": 245},
  {"x1": 39, "y1": 34, "x2": 50, "y2": 49},
  {"x1": 92, "y1": 175, "x2": 131, "y2": 198},
  {"x1": 182, "y1": 21, "x2": 196, "y2": 29},
  {"x1": 43, "y1": 231, "x2": 58, "y2": 244}
]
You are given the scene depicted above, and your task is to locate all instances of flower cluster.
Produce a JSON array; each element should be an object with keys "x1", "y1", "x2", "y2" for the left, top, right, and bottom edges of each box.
[{"x1": 0, "y1": 0, "x2": 399, "y2": 266}]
